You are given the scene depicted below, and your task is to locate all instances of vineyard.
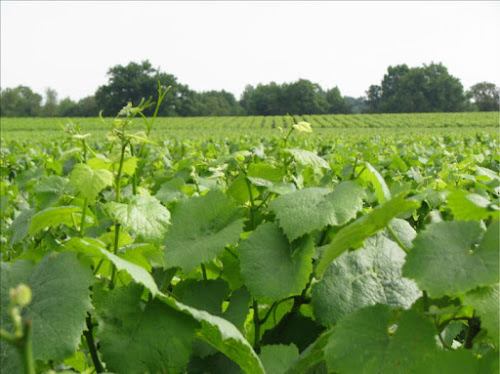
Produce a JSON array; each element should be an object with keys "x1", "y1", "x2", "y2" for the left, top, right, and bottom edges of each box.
[
  {"x1": 1, "y1": 111, "x2": 498, "y2": 141},
  {"x1": 1, "y1": 98, "x2": 499, "y2": 373}
]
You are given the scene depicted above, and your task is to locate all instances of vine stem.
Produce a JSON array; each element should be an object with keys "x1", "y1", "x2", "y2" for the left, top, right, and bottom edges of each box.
[
  {"x1": 21, "y1": 319, "x2": 35, "y2": 374},
  {"x1": 79, "y1": 198, "x2": 88, "y2": 237},
  {"x1": 83, "y1": 314, "x2": 104, "y2": 373},
  {"x1": 253, "y1": 299, "x2": 261, "y2": 353}
]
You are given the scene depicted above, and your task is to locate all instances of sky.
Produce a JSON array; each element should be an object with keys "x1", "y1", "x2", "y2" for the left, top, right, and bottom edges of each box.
[{"x1": 1, "y1": 1, "x2": 499, "y2": 102}]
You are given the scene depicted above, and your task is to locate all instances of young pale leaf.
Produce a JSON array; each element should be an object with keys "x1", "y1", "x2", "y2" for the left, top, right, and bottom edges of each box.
[
  {"x1": 312, "y1": 232, "x2": 421, "y2": 326},
  {"x1": 163, "y1": 191, "x2": 244, "y2": 272},
  {"x1": 293, "y1": 121, "x2": 312, "y2": 133},
  {"x1": 94, "y1": 284, "x2": 197, "y2": 374},
  {"x1": 316, "y1": 195, "x2": 420, "y2": 277},
  {"x1": 239, "y1": 222, "x2": 314, "y2": 300},
  {"x1": 325, "y1": 305, "x2": 438, "y2": 374},
  {"x1": 283, "y1": 148, "x2": 330, "y2": 170},
  {"x1": 259, "y1": 344, "x2": 299, "y2": 374},
  {"x1": 1, "y1": 253, "x2": 94, "y2": 371},
  {"x1": 29, "y1": 205, "x2": 94, "y2": 235},
  {"x1": 463, "y1": 283, "x2": 499, "y2": 347},
  {"x1": 105, "y1": 195, "x2": 170, "y2": 243},
  {"x1": 270, "y1": 181, "x2": 365, "y2": 241},
  {"x1": 70, "y1": 163, "x2": 113, "y2": 201},
  {"x1": 403, "y1": 221, "x2": 499, "y2": 298}
]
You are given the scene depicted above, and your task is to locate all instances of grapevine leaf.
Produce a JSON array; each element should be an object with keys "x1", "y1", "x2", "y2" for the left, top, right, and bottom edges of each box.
[
  {"x1": 283, "y1": 148, "x2": 330, "y2": 170},
  {"x1": 239, "y1": 222, "x2": 314, "y2": 300},
  {"x1": 285, "y1": 331, "x2": 333, "y2": 374},
  {"x1": 175, "y1": 279, "x2": 230, "y2": 316},
  {"x1": 316, "y1": 195, "x2": 420, "y2": 277},
  {"x1": 403, "y1": 221, "x2": 499, "y2": 298},
  {"x1": 159, "y1": 295, "x2": 265, "y2": 374},
  {"x1": 33, "y1": 175, "x2": 68, "y2": 209},
  {"x1": 463, "y1": 283, "x2": 499, "y2": 347},
  {"x1": 7, "y1": 208, "x2": 35, "y2": 244},
  {"x1": 247, "y1": 163, "x2": 285, "y2": 187},
  {"x1": 70, "y1": 163, "x2": 113, "y2": 201},
  {"x1": 357, "y1": 162, "x2": 391, "y2": 203},
  {"x1": 388, "y1": 218, "x2": 417, "y2": 249},
  {"x1": 413, "y1": 350, "x2": 485, "y2": 374},
  {"x1": 105, "y1": 195, "x2": 170, "y2": 243},
  {"x1": 163, "y1": 191, "x2": 244, "y2": 272},
  {"x1": 312, "y1": 232, "x2": 421, "y2": 326},
  {"x1": 270, "y1": 181, "x2": 365, "y2": 241},
  {"x1": 29, "y1": 205, "x2": 94, "y2": 235},
  {"x1": 223, "y1": 288, "x2": 251, "y2": 332},
  {"x1": 259, "y1": 344, "x2": 299, "y2": 374},
  {"x1": 1, "y1": 253, "x2": 94, "y2": 371},
  {"x1": 325, "y1": 304, "x2": 437, "y2": 374},
  {"x1": 446, "y1": 189, "x2": 499, "y2": 221},
  {"x1": 64, "y1": 237, "x2": 160, "y2": 296},
  {"x1": 94, "y1": 284, "x2": 197, "y2": 374},
  {"x1": 1, "y1": 260, "x2": 36, "y2": 372}
]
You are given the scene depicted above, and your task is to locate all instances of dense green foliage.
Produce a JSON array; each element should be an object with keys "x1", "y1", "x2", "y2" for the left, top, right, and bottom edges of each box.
[
  {"x1": 367, "y1": 63, "x2": 477, "y2": 113},
  {"x1": 0, "y1": 99, "x2": 498, "y2": 373},
  {"x1": 2, "y1": 60, "x2": 497, "y2": 117}
]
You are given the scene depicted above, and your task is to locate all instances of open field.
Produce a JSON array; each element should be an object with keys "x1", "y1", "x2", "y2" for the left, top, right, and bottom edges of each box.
[{"x1": 1, "y1": 110, "x2": 499, "y2": 372}]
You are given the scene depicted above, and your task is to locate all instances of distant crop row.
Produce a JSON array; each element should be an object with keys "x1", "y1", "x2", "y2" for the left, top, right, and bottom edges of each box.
[{"x1": 1, "y1": 111, "x2": 498, "y2": 141}]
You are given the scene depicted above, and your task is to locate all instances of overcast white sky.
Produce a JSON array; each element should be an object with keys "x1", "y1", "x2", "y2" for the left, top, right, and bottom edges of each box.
[{"x1": 1, "y1": 1, "x2": 499, "y2": 101}]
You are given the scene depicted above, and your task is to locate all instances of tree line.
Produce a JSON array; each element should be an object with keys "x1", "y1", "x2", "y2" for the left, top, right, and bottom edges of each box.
[{"x1": 1, "y1": 60, "x2": 498, "y2": 117}]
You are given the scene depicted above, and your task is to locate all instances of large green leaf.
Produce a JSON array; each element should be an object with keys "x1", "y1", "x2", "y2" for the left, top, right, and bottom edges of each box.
[
  {"x1": 412, "y1": 350, "x2": 491, "y2": 374},
  {"x1": 239, "y1": 222, "x2": 314, "y2": 300},
  {"x1": 357, "y1": 162, "x2": 391, "y2": 203},
  {"x1": 29, "y1": 205, "x2": 94, "y2": 235},
  {"x1": 259, "y1": 344, "x2": 299, "y2": 374},
  {"x1": 105, "y1": 195, "x2": 170, "y2": 243},
  {"x1": 403, "y1": 221, "x2": 499, "y2": 297},
  {"x1": 160, "y1": 295, "x2": 265, "y2": 374},
  {"x1": 70, "y1": 163, "x2": 113, "y2": 201},
  {"x1": 447, "y1": 189, "x2": 500, "y2": 221},
  {"x1": 283, "y1": 148, "x2": 330, "y2": 170},
  {"x1": 33, "y1": 175, "x2": 68, "y2": 209},
  {"x1": 163, "y1": 191, "x2": 244, "y2": 272},
  {"x1": 269, "y1": 181, "x2": 365, "y2": 241},
  {"x1": 64, "y1": 237, "x2": 160, "y2": 296},
  {"x1": 1, "y1": 253, "x2": 94, "y2": 371},
  {"x1": 316, "y1": 195, "x2": 420, "y2": 277},
  {"x1": 324, "y1": 304, "x2": 437, "y2": 374},
  {"x1": 94, "y1": 284, "x2": 197, "y2": 374},
  {"x1": 7, "y1": 208, "x2": 35, "y2": 244},
  {"x1": 175, "y1": 279, "x2": 230, "y2": 316},
  {"x1": 312, "y1": 232, "x2": 421, "y2": 326},
  {"x1": 463, "y1": 283, "x2": 499, "y2": 347}
]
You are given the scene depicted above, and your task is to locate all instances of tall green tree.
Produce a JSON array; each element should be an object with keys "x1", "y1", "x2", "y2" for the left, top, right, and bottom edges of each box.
[
  {"x1": 468, "y1": 82, "x2": 499, "y2": 111},
  {"x1": 0, "y1": 86, "x2": 42, "y2": 117},
  {"x1": 42, "y1": 88, "x2": 59, "y2": 117},
  {"x1": 95, "y1": 60, "x2": 179, "y2": 116},
  {"x1": 366, "y1": 63, "x2": 468, "y2": 113}
]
